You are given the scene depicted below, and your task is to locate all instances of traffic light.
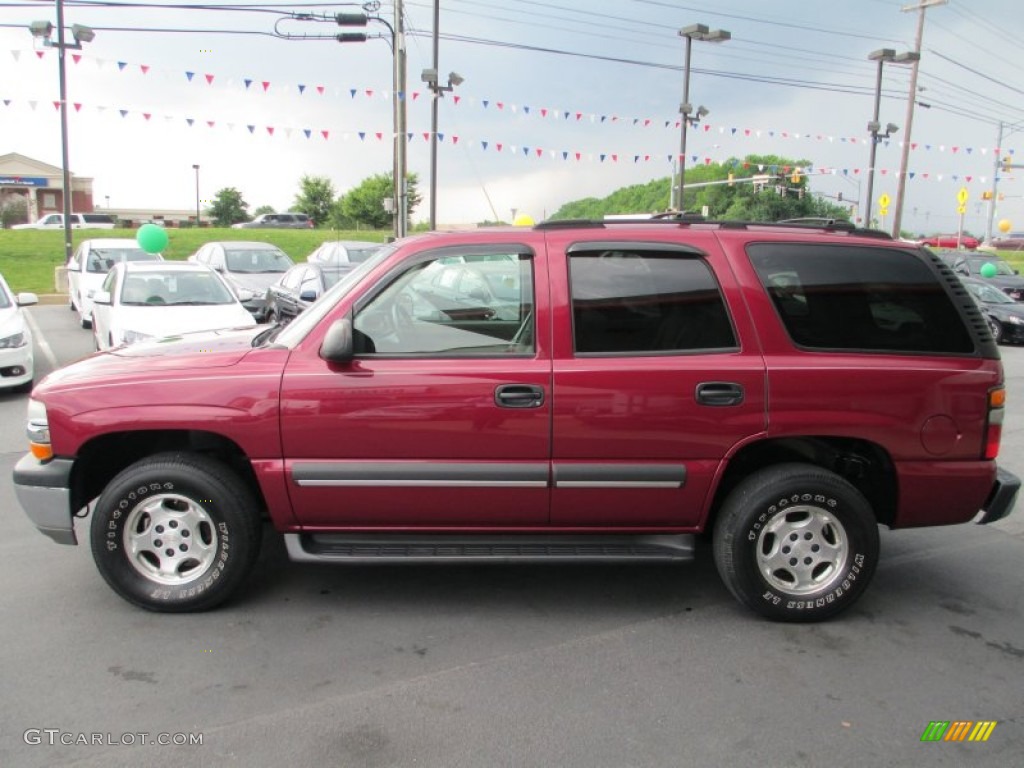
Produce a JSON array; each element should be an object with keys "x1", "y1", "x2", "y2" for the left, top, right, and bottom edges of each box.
[
  {"x1": 336, "y1": 12, "x2": 368, "y2": 42},
  {"x1": 982, "y1": 191, "x2": 993, "y2": 200},
  {"x1": 728, "y1": 173, "x2": 734, "y2": 187},
  {"x1": 1003, "y1": 156, "x2": 1014, "y2": 172},
  {"x1": 837, "y1": 192, "x2": 843, "y2": 202}
]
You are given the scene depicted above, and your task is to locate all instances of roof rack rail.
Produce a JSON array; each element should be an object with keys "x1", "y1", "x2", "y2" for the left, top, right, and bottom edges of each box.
[
  {"x1": 534, "y1": 217, "x2": 893, "y2": 239},
  {"x1": 533, "y1": 219, "x2": 606, "y2": 230}
]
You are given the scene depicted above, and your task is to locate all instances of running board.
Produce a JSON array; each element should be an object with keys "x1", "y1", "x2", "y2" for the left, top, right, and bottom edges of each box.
[{"x1": 284, "y1": 533, "x2": 695, "y2": 564}]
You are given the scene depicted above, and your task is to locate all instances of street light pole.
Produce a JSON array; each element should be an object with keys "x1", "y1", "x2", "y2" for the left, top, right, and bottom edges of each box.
[
  {"x1": 674, "y1": 24, "x2": 729, "y2": 212},
  {"x1": 891, "y1": 0, "x2": 947, "y2": 238},
  {"x1": 865, "y1": 49, "x2": 894, "y2": 227},
  {"x1": 192, "y1": 164, "x2": 200, "y2": 226},
  {"x1": 393, "y1": 0, "x2": 408, "y2": 239}
]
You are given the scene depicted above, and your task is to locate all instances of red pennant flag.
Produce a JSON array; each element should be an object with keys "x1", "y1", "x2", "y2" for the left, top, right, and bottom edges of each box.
[
  {"x1": 705, "y1": 158, "x2": 712, "y2": 165},
  {"x1": 72, "y1": 54, "x2": 81, "y2": 64},
  {"x1": 423, "y1": 132, "x2": 430, "y2": 141},
  {"x1": 412, "y1": 91, "x2": 420, "y2": 100},
  {"x1": 321, "y1": 130, "x2": 329, "y2": 140},
  {"x1": 536, "y1": 148, "x2": 543, "y2": 157},
  {"x1": 365, "y1": 89, "x2": 374, "y2": 98},
  {"x1": 966, "y1": 175, "x2": 973, "y2": 182},
  {"x1": 375, "y1": 132, "x2": 383, "y2": 141},
  {"x1": 952, "y1": 146, "x2": 959, "y2": 153},
  {"x1": 704, "y1": 124, "x2": 711, "y2": 132},
  {"x1": 52, "y1": 101, "x2": 60, "y2": 110},
  {"x1": 141, "y1": 65, "x2": 150, "y2": 74},
  {"x1": 541, "y1": 108, "x2": 548, "y2": 117},
  {"x1": 453, "y1": 95, "x2": 461, "y2": 105},
  {"x1": 643, "y1": 119, "x2": 650, "y2": 127},
  {"x1": 143, "y1": 113, "x2": 152, "y2": 121},
  {"x1": 575, "y1": 112, "x2": 582, "y2": 121},
  {"x1": 262, "y1": 82, "x2": 270, "y2": 92},
  {"x1": 497, "y1": 102, "x2": 504, "y2": 110},
  {"x1": 496, "y1": 143, "x2": 503, "y2": 152},
  {"x1": 911, "y1": 143, "x2": 918, "y2": 150},
  {"x1": 452, "y1": 136, "x2": 459, "y2": 144},
  {"x1": 37, "y1": 51, "x2": 45, "y2": 59},
  {"x1": 207, "y1": 120, "x2": 215, "y2": 128},
  {"x1": 575, "y1": 152, "x2": 581, "y2": 161},
  {"x1": 612, "y1": 154, "x2": 618, "y2": 162},
  {"x1": 73, "y1": 103, "x2": 82, "y2": 112},
  {"x1": 205, "y1": 74, "x2": 214, "y2": 84},
  {"x1": 266, "y1": 126, "x2": 274, "y2": 135}
]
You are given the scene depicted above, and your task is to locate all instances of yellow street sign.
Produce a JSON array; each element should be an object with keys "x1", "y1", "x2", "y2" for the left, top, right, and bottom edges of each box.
[
  {"x1": 879, "y1": 207, "x2": 889, "y2": 216},
  {"x1": 878, "y1": 193, "x2": 891, "y2": 208},
  {"x1": 957, "y1": 204, "x2": 967, "y2": 214},
  {"x1": 957, "y1": 187, "x2": 969, "y2": 204}
]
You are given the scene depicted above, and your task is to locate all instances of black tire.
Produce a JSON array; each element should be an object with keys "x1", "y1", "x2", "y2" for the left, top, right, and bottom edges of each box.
[
  {"x1": 90, "y1": 452, "x2": 262, "y2": 612},
  {"x1": 713, "y1": 463, "x2": 880, "y2": 622},
  {"x1": 987, "y1": 316, "x2": 1002, "y2": 344},
  {"x1": 80, "y1": 314, "x2": 91, "y2": 330}
]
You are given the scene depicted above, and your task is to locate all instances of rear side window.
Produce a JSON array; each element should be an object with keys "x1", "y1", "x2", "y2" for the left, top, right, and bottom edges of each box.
[
  {"x1": 568, "y1": 249, "x2": 736, "y2": 354},
  {"x1": 82, "y1": 214, "x2": 114, "y2": 224},
  {"x1": 749, "y1": 243, "x2": 973, "y2": 354}
]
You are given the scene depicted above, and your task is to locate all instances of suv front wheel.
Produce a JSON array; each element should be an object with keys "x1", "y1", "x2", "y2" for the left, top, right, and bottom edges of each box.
[
  {"x1": 90, "y1": 452, "x2": 262, "y2": 612},
  {"x1": 713, "y1": 463, "x2": 879, "y2": 622}
]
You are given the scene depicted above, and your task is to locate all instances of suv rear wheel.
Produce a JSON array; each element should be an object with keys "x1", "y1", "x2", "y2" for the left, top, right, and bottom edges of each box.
[
  {"x1": 90, "y1": 452, "x2": 261, "y2": 612},
  {"x1": 713, "y1": 463, "x2": 879, "y2": 622}
]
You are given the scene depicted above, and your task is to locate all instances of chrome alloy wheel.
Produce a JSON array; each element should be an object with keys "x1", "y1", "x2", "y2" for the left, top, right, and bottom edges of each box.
[
  {"x1": 756, "y1": 505, "x2": 849, "y2": 595},
  {"x1": 123, "y1": 494, "x2": 219, "y2": 585}
]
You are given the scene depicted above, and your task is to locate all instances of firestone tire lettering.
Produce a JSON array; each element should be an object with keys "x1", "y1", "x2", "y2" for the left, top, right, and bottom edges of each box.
[
  {"x1": 89, "y1": 452, "x2": 261, "y2": 613},
  {"x1": 713, "y1": 463, "x2": 880, "y2": 622}
]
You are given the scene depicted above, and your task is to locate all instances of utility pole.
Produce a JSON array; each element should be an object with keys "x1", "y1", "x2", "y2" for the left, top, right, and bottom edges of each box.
[
  {"x1": 890, "y1": 0, "x2": 947, "y2": 238},
  {"x1": 393, "y1": 0, "x2": 408, "y2": 238}
]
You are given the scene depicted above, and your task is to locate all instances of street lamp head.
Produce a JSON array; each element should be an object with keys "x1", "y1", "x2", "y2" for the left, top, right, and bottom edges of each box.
[
  {"x1": 696, "y1": 105, "x2": 710, "y2": 118},
  {"x1": 680, "y1": 102, "x2": 693, "y2": 116},
  {"x1": 893, "y1": 51, "x2": 921, "y2": 64},
  {"x1": 420, "y1": 67, "x2": 438, "y2": 85},
  {"x1": 679, "y1": 23, "x2": 709, "y2": 38},
  {"x1": 885, "y1": 122, "x2": 899, "y2": 135},
  {"x1": 28, "y1": 20, "x2": 53, "y2": 39},
  {"x1": 867, "y1": 120, "x2": 881, "y2": 133},
  {"x1": 679, "y1": 24, "x2": 730, "y2": 42},
  {"x1": 192, "y1": 164, "x2": 199, "y2": 170},
  {"x1": 704, "y1": 29, "x2": 731, "y2": 43},
  {"x1": 868, "y1": 48, "x2": 896, "y2": 62},
  {"x1": 448, "y1": 71, "x2": 464, "y2": 87},
  {"x1": 71, "y1": 24, "x2": 95, "y2": 44}
]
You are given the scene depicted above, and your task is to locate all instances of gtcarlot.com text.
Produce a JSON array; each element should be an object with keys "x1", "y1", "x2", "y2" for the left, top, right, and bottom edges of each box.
[{"x1": 24, "y1": 729, "x2": 203, "y2": 746}]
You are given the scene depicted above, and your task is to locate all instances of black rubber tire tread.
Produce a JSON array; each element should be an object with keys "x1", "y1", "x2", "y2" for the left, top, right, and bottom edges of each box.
[
  {"x1": 988, "y1": 317, "x2": 1002, "y2": 344},
  {"x1": 713, "y1": 462, "x2": 880, "y2": 623},
  {"x1": 90, "y1": 452, "x2": 261, "y2": 612}
]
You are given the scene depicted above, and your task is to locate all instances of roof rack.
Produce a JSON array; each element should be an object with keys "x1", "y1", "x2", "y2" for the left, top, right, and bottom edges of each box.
[{"x1": 534, "y1": 217, "x2": 893, "y2": 239}]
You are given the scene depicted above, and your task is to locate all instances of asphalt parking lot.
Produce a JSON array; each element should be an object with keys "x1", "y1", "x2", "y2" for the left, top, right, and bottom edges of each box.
[{"x1": 0, "y1": 305, "x2": 1021, "y2": 768}]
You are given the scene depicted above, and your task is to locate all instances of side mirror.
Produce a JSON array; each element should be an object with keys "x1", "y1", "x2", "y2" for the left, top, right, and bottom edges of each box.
[
  {"x1": 299, "y1": 289, "x2": 318, "y2": 302},
  {"x1": 16, "y1": 292, "x2": 39, "y2": 307},
  {"x1": 93, "y1": 290, "x2": 111, "y2": 306},
  {"x1": 236, "y1": 288, "x2": 255, "y2": 302},
  {"x1": 320, "y1": 317, "x2": 354, "y2": 363}
]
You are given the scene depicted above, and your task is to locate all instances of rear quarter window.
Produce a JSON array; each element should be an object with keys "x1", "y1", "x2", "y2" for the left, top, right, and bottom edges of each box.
[{"x1": 749, "y1": 243, "x2": 974, "y2": 354}]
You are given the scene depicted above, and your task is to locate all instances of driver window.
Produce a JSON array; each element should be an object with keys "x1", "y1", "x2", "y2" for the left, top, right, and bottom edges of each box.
[{"x1": 353, "y1": 252, "x2": 534, "y2": 356}]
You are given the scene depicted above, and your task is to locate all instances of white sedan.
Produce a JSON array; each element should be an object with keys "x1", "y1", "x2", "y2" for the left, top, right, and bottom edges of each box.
[
  {"x1": 91, "y1": 262, "x2": 257, "y2": 350},
  {"x1": 0, "y1": 273, "x2": 39, "y2": 392}
]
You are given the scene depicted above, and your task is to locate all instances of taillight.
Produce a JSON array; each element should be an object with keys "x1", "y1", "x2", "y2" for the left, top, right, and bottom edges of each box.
[{"x1": 984, "y1": 386, "x2": 1005, "y2": 460}]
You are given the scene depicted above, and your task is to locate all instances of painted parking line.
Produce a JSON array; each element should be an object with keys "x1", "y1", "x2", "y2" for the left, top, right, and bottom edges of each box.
[{"x1": 23, "y1": 308, "x2": 60, "y2": 372}]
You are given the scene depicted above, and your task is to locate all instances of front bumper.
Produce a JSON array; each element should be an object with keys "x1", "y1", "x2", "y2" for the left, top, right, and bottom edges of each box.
[
  {"x1": 977, "y1": 466, "x2": 1021, "y2": 525},
  {"x1": 13, "y1": 455, "x2": 76, "y2": 544}
]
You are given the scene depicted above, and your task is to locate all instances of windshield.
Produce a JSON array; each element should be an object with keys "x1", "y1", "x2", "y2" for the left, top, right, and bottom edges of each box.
[
  {"x1": 967, "y1": 281, "x2": 1014, "y2": 305},
  {"x1": 87, "y1": 248, "x2": 159, "y2": 273},
  {"x1": 967, "y1": 258, "x2": 1015, "y2": 277},
  {"x1": 225, "y1": 248, "x2": 293, "y2": 273},
  {"x1": 347, "y1": 247, "x2": 380, "y2": 263},
  {"x1": 268, "y1": 244, "x2": 397, "y2": 347},
  {"x1": 119, "y1": 270, "x2": 236, "y2": 306}
]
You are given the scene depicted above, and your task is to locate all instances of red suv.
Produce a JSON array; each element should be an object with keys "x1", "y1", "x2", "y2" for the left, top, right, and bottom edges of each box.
[{"x1": 14, "y1": 219, "x2": 1019, "y2": 621}]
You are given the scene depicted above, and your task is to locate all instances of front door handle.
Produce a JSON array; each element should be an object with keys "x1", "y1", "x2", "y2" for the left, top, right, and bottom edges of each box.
[
  {"x1": 695, "y1": 381, "x2": 744, "y2": 407},
  {"x1": 495, "y1": 384, "x2": 545, "y2": 408}
]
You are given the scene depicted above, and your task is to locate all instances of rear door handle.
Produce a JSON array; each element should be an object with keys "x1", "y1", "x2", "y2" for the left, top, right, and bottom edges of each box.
[
  {"x1": 695, "y1": 381, "x2": 744, "y2": 407},
  {"x1": 495, "y1": 384, "x2": 545, "y2": 408}
]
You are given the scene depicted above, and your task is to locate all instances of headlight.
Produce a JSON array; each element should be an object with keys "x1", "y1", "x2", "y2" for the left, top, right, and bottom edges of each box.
[
  {"x1": 1007, "y1": 316, "x2": 1024, "y2": 325},
  {"x1": 122, "y1": 329, "x2": 153, "y2": 344},
  {"x1": 0, "y1": 332, "x2": 26, "y2": 348},
  {"x1": 26, "y1": 398, "x2": 52, "y2": 461}
]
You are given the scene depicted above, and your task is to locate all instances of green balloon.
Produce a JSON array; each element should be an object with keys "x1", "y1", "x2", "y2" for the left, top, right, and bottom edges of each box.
[
  {"x1": 136, "y1": 223, "x2": 168, "y2": 254},
  {"x1": 980, "y1": 262, "x2": 997, "y2": 278}
]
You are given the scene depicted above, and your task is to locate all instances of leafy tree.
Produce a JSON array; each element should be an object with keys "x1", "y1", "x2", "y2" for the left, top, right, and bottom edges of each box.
[
  {"x1": 1, "y1": 196, "x2": 28, "y2": 228},
  {"x1": 336, "y1": 172, "x2": 421, "y2": 230},
  {"x1": 252, "y1": 204, "x2": 276, "y2": 217},
  {"x1": 551, "y1": 155, "x2": 850, "y2": 224},
  {"x1": 207, "y1": 187, "x2": 249, "y2": 226},
  {"x1": 293, "y1": 175, "x2": 336, "y2": 228}
]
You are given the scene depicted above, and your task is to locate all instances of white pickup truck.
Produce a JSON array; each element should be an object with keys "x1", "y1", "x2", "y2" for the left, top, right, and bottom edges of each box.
[{"x1": 12, "y1": 212, "x2": 116, "y2": 230}]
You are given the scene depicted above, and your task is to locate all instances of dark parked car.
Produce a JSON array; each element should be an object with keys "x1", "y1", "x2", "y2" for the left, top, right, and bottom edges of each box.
[
  {"x1": 188, "y1": 241, "x2": 295, "y2": 319},
  {"x1": 264, "y1": 263, "x2": 350, "y2": 324},
  {"x1": 991, "y1": 232, "x2": 1024, "y2": 251},
  {"x1": 925, "y1": 248, "x2": 965, "y2": 269},
  {"x1": 952, "y1": 254, "x2": 1024, "y2": 301},
  {"x1": 962, "y1": 277, "x2": 1024, "y2": 344},
  {"x1": 307, "y1": 240, "x2": 382, "y2": 266},
  {"x1": 231, "y1": 212, "x2": 313, "y2": 229},
  {"x1": 921, "y1": 233, "x2": 980, "y2": 249}
]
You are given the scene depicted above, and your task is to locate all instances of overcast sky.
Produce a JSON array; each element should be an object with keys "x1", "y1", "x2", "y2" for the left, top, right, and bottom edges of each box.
[{"x1": 2, "y1": 0, "x2": 1023, "y2": 234}]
